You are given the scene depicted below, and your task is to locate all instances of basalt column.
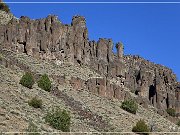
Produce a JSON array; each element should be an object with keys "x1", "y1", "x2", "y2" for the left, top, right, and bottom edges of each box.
[{"x1": 71, "y1": 16, "x2": 88, "y2": 65}]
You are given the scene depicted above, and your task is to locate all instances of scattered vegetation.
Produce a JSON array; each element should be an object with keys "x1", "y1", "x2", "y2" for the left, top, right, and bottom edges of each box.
[
  {"x1": 166, "y1": 108, "x2": 176, "y2": 117},
  {"x1": 0, "y1": 2, "x2": 10, "y2": 13},
  {"x1": 26, "y1": 121, "x2": 40, "y2": 135},
  {"x1": 121, "y1": 99, "x2": 138, "y2": 114},
  {"x1": 38, "y1": 74, "x2": 51, "y2": 92},
  {"x1": 28, "y1": 97, "x2": 42, "y2": 109},
  {"x1": 177, "y1": 120, "x2": 180, "y2": 126},
  {"x1": 132, "y1": 119, "x2": 150, "y2": 135},
  {"x1": 19, "y1": 72, "x2": 35, "y2": 89},
  {"x1": 44, "y1": 107, "x2": 71, "y2": 132}
]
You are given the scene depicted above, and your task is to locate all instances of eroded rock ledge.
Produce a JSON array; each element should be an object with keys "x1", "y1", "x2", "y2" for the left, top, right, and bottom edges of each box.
[{"x1": 0, "y1": 12, "x2": 180, "y2": 117}]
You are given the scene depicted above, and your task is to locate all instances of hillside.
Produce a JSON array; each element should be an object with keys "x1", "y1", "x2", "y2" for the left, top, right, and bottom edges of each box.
[
  {"x1": 0, "y1": 7, "x2": 180, "y2": 134},
  {"x1": 1, "y1": 47, "x2": 180, "y2": 133}
]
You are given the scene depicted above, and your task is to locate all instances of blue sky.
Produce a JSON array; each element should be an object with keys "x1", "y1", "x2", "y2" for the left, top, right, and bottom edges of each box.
[{"x1": 4, "y1": 0, "x2": 180, "y2": 81}]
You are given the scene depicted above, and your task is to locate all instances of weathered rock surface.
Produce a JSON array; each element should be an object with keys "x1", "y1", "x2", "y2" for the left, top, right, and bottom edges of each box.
[
  {"x1": 0, "y1": 10, "x2": 13, "y2": 25},
  {"x1": 0, "y1": 11, "x2": 126, "y2": 104},
  {"x1": 124, "y1": 55, "x2": 179, "y2": 114}
]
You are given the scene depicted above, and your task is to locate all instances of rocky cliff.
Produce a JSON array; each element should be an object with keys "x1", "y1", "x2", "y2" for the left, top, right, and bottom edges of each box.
[
  {"x1": 0, "y1": 10, "x2": 180, "y2": 118},
  {"x1": 124, "y1": 55, "x2": 180, "y2": 115}
]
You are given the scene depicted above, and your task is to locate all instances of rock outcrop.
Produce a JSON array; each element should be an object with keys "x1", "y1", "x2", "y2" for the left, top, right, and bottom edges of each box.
[
  {"x1": 0, "y1": 11, "x2": 180, "y2": 117},
  {"x1": 0, "y1": 10, "x2": 13, "y2": 24},
  {"x1": 124, "y1": 55, "x2": 179, "y2": 115}
]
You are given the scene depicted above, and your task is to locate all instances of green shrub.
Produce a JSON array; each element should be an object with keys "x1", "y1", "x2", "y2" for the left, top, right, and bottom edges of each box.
[
  {"x1": 121, "y1": 99, "x2": 138, "y2": 114},
  {"x1": 166, "y1": 108, "x2": 176, "y2": 117},
  {"x1": 38, "y1": 74, "x2": 51, "y2": 92},
  {"x1": 20, "y1": 72, "x2": 35, "y2": 89},
  {"x1": 28, "y1": 97, "x2": 42, "y2": 109},
  {"x1": 26, "y1": 121, "x2": 40, "y2": 135},
  {"x1": 0, "y1": 3, "x2": 10, "y2": 13},
  {"x1": 45, "y1": 108, "x2": 71, "y2": 132},
  {"x1": 177, "y1": 120, "x2": 180, "y2": 126},
  {"x1": 0, "y1": 53, "x2": 3, "y2": 60},
  {"x1": 132, "y1": 119, "x2": 150, "y2": 135}
]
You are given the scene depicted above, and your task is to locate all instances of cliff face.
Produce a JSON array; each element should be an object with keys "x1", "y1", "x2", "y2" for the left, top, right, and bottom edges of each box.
[
  {"x1": 0, "y1": 14, "x2": 124, "y2": 77},
  {"x1": 124, "y1": 55, "x2": 179, "y2": 115},
  {"x1": 0, "y1": 12, "x2": 180, "y2": 116}
]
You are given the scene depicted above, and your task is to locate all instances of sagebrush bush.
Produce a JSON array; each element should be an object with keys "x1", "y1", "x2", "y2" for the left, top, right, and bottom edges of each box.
[
  {"x1": 28, "y1": 97, "x2": 42, "y2": 109},
  {"x1": 177, "y1": 120, "x2": 180, "y2": 126},
  {"x1": 121, "y1": 99, "x2": 138, "y2": 114},
  {"x1": 38, "y1": 74, "x2": 51, "y2": 92},
  {"x1": 132, "y1": 119, "x2": 150, "y2": 135},
  {"x1": 0, "y1": 3, "x2": 10, "y2": 13},
  {"x1": 20, "y1": 72, "x2": 35, "y2": 89},
  {"x1": 166, "y1": 108, "x2": 176, "y2": 117},
  {"x1": 45, "y1": 108, "x2": 71, "y2": 132}
]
